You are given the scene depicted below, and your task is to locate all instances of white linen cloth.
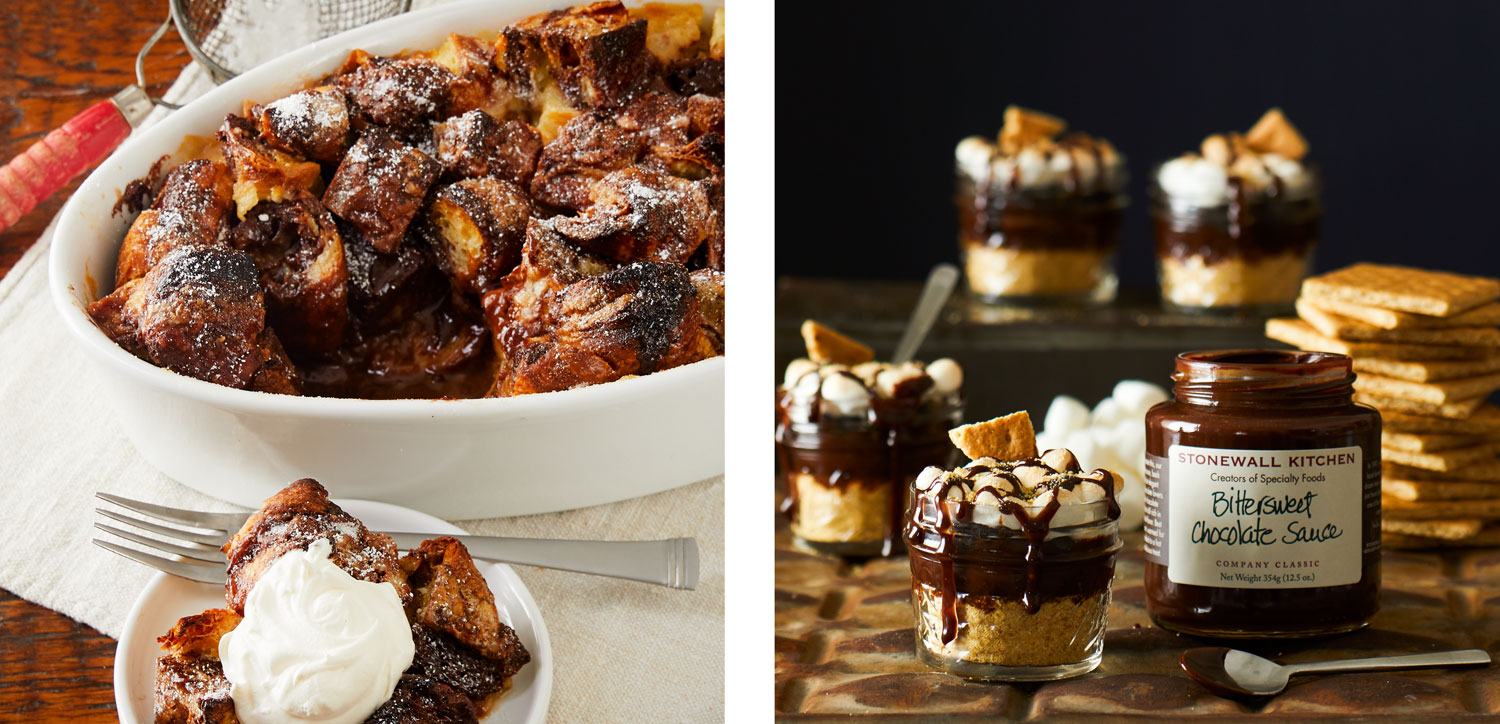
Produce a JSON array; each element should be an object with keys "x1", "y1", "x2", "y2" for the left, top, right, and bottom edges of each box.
[{"x1": 0, "y1": 8, "x2": 724, "y2": 722}]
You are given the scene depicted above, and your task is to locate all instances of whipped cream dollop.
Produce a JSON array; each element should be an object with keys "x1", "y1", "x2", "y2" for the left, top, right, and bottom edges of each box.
[
  {"x1": 781, "y1": 358, "x2": 964, "y2": 418},
  {"x1": 219, "y1": 538, "x2": 414, "y2": 724}
]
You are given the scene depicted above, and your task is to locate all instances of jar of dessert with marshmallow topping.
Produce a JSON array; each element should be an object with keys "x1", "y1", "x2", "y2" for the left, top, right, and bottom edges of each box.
[
  {"x1": 1151, "y1": 109, "x2": 1322, "y2": 312},
  {"x1": 776, "y1": 353, "x2": 964, "y2": 557},
  {"x1": 955, "y1": 106, "x2": 1128, "y2": 305},
  {"x1": 907, "y1": 449, "x2": 1122, "y2": 681}
]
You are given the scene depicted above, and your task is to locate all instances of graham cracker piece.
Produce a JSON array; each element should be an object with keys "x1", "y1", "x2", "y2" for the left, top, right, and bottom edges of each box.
[
  {"x1": 1383, "y1": 525, "x2": 1500, "y2": 549},
  {"x1": 1297, "y1": 299, "x2": 1500, "y2": 347},
  {"x1": 1243, "y1": 108, "x2": 1308, "y2": 160},
  {"x1": 1383, "y1": 518, "x2": 1486, "y2": 540},
  {"x1": 1381, "y1": 441, "x2": 1500, "y2": 472},
  {"x1": 1355, "y1": 392, "x2": 1486, "y2": 420},
  {"x1": 1382, "y1": 430, "x2": 1498, "y2": 453},
  {"x1": 1301, "y1": 263, "x2": 1500, "y2": 317},
  {"x1": 1386, "y1": 459, "x2": 1500, "y2": 482},
  {"x1": 999, "y1": 106, "x2": 1065, "y2": 155},
  {"x1": 1382, "y1": 495, "x2": 1500, "y2": 520},
  {"x1": 1383, "y1": 405, "x2": 1500, "y2": 435},
  {"x1": 1303, "y1": 297, "x2": 1500, "y2": 330},
  {"x1": 1353, "y1": 372, "x2": 1500, "y2": 405},
  {"x1": 800, "y1": 320, "x2": 874, "y2": 365},
  {"x1": 949, "y1": 411, "x2": 1037, "y2": 462},
  {"x1": 1354, "y1": 355, "x2": 1500, "y2": 383},
  {"x1": 1265, "y1": 319, "x2": 1495, "y2": 361},
  {"x1": 1383, "y1": 478, "x2": 1500, "y2": 502}
]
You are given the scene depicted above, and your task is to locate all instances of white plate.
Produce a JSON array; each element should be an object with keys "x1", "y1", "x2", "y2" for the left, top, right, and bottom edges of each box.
[
  {"x1": 48, "y1": 0, "x2": 725, "y2": 519},
  {"x1": 113, "y1": 499, "x2": 553, "y2": 724}
]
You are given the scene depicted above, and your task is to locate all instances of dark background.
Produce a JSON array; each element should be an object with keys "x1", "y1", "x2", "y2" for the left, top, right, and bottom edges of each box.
[{"x1": 777, "y1": 0, "x2": 1500, "y2": 283}]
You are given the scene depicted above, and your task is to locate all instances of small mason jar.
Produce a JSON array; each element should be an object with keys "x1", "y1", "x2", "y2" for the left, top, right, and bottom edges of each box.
[
  {"x1": 1151, "y1": 167, "x2": 1322, "y2": 313},
  {"x1": 1144, "y1": 350, "x2": 1380, "y2": 638},
  {"x1": 955, "y1": 139, "x2": 1127, "y2": 305},
  {"x1": 776, "y1": 378, "x2": 962, "y2": 557},
  {"x1": 906, "y1": 483, "x2": 1121, "y2": 681}
]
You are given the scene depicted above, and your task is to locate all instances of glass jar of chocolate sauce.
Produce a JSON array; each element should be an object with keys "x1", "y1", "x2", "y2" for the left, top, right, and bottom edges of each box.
[
  {"x1": 776, "y1": 386, "x2": 962, "y2": 557},
  {"x1": 1144, "y1": 350, "x2": 1380, "y2": 638}
]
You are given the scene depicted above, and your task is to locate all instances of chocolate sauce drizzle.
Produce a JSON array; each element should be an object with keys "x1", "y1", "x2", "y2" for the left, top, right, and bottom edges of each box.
[{"x1": 905, "y1": 455, "x2": 1122, "y2": 645}]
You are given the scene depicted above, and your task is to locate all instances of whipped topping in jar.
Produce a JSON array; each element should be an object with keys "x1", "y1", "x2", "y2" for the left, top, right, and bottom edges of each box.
[{"x1": 219, "y1": 538, "x2": 414, "y2": 724}]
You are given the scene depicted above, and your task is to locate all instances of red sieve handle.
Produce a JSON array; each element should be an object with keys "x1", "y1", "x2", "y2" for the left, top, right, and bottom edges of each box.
[{"x1": 0, "y1": 99, "x2": 134, "y2": 233}]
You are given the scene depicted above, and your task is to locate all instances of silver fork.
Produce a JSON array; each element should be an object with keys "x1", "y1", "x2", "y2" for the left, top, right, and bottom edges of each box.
[{"x1": 93, "y1": 492, "x2": 698, "y2": 590}]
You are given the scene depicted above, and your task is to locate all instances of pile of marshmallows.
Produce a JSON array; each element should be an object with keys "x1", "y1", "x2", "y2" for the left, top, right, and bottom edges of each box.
[{"x1": 1033, "y1": 380, "x2": 1169, "y2": 532}]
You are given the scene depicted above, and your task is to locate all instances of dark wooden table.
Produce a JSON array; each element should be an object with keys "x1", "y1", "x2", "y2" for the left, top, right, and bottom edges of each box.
[
  {"x1": 776, "y1": 524, "x2": 1500, "y2": 721},
  {"x1": 0, "y1": 1, "x2": 186, "y2": 719}
]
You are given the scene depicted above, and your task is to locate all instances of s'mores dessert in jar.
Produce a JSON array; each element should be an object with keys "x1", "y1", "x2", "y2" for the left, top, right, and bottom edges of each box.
[
  {"x1": 1152, "y1": 109, "x2": 1321, "y2": 311},
  {"x1": 955, "y1": 106, "x2": 1127, "y2": 305},
  {"x1": 777, "y1": 321, "x2": 964, "y2": 556},
  {"x1": 907, "y1": 412, "x2": 1123, "y2": 681}
]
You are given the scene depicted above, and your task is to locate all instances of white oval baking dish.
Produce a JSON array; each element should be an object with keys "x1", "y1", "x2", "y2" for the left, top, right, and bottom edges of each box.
[{"x1": 49, "y1": 0, "x2": 725, "y2": 518}]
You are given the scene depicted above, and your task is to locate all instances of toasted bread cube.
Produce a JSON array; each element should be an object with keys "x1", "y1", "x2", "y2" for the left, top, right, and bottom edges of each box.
[
  {"x1": 429, "y1": 33, "x2": 500, "y2": 117},
  {"x1": 630, "y1": 3, "x2": 704, "y2": 63},
  {"x1": 550, "y1": 166, "x2": 713, "y2": 264},
  {"x1": 335, "y1": 56, "x2": 456, "y2": 134},
  {"x1": 435, "y1": 109, "x2": 544, "y2": 186},
  {"x1": 230, "y1": 191, "x2": 349, "y2": 356},
  {"x1": 322, "y1": 132, "x2": 440, "y2": 254},
  {"x1": 425, "y1": 177, "x2": 531, "y2": 294},
  {"x1": 531, "y1": 113, "x2": 643, "y2": 209},
  {"x1": 136, "y1": 246, "x2": 268, "y2": 389},
  {"x1": 255, "y1": 85, "x2": 350, "y2": 163},
  {"x1": 219, "y1": 116, "x2": 322, "y2": 221},
  {"x1": 502, "y1": 1, "x2": 652, "y2": 109},
  {"x1": 114, "y1": 159, "x2": 234, "y2": 286},
  {"x1": 709, "y1": 6, "x2": 724, "y2": 58},
  {"x1": 686, "y1": 93, "x2": 724, "y2": 136},
  {"x1": 534, "y1": 82, "x2": 581, "y2": 144}
]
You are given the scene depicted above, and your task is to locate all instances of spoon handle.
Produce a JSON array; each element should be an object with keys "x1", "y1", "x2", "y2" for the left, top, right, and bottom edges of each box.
[
  {"x1": 891, "y1": 263, "x2": 959, "y2": 365},
  {"x1": 1285, "y1": 649, "x2": 1491, "y2": 677}
]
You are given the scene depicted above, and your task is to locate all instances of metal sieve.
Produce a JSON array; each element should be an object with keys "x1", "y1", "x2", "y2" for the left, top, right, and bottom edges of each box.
[{"x1": 138, "y1": 0, "x2": 413, "y2": 107}]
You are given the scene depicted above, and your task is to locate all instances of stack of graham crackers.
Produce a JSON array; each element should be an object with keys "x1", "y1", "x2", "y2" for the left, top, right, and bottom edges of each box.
[{"x1": 1266, "y1": 263, "x2": 1500, "y2": 549}]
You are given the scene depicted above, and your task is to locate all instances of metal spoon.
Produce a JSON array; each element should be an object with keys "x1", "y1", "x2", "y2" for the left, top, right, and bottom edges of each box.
[
  {"x1": 891, "y1": 263, "x2": 960, "y2": 364},
  {"x1": 1181, "y1": 646, "x2": 1491, "y2": 698}
]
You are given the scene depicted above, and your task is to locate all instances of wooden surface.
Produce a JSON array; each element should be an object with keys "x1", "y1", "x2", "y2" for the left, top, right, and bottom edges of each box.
[
  {"x1": 776, "y1": 525, "x2": 1500, "y2": 721},
  {"x1": 0, "y1": 1, "x2": 186, "y2": 720}
]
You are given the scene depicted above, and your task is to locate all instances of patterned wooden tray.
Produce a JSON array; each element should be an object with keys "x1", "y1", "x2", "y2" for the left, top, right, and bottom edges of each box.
[{"x1": 776, "y1": 521, "x2": 1500, "y2": 721}]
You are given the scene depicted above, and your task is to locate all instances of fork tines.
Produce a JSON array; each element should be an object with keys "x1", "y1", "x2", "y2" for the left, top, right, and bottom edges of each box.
[{"x1": 92, "y1": 492, "x2": 247, "y2": 585}]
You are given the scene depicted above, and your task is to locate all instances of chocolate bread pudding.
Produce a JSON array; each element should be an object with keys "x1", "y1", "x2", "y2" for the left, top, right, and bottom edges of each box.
[
  {"x1": 954, "y1": 106, "x2": 1126, "y2": 304},
  {"x1": 89, "y1": 1, "x2": 726, "y2": 400}
]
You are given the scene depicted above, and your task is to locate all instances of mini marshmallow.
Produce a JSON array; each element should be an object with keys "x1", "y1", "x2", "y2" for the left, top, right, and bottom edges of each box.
[
  {"x1": 850, "y1": 361, "x2": 884, "y2": 387},
  {"x1": 914, "y1": 467, "x2": 944, "y2": 491},
  {"x1": 1040, "y1": 448, "x2": 1080, "y2": 472},
  {"x1": 974, "y1": 489, "x2": 1001, "y2": 506},
  {"x1": 1062, "y1": 429, "x2": 1101, "y2": 471},
  {"x1": 791, "y1": 369, "x2": 822, "y2": 402},
  {"x1": 783, "y1": 358, "x2": 819, "y2": 389},
  {"x1": 1043, "y1": 395, "x2": 1091, "y2": 436},
  {"x1": 1012, "y1": 464, "x2": 1050, "y2": 491},
  {"x1": 1034, "y1": 430, "x2": 1063, "y2": 456},
  {"x1": 1090, "y1": 397, "x2": 1124, "y2": 428},
  {"x1": 955, "y1": 136, "x2": 994, "y2": 182},
  {"x1": 820, "y1": 374, "x2": 870, "y2": 416},
  {"x1": 944, "y1": 483, "x2": 968, "y2": 501},
  {"x1": 926, "y1": 358, "x2": 963, "y2": 395},
  {"x1": 973, "y1": 472, "x2": 1015, "y2": 495},
  {"x1": 1078, "y1": 481, "x2": 1106, "y2": 504},
  {"x1": 818, "y1": 363, "x2": 850, "y2": 378},
  {"x1": 1111, "y1": 380, "x2": 1168, "y2": 417}
]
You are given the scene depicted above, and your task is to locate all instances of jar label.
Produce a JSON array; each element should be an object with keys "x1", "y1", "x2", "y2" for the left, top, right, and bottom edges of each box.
[{"x1": 1145, "y1": 445, "x2": 1363, "y2": 589}]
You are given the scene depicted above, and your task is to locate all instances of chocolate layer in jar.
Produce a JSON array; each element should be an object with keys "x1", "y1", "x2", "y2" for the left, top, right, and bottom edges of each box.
[
  {"x1": 954, "y1": 107, "x2": 1127, "y2": 305},
  {"x1": 776, "y1": 358, "x2": 963, "y2": 557},
  {"x1": 1144, "y1": 350, "x2": 1381, "y2": 638},
  {"x1": 1151, "y1": 110, "x2": 1321, "y2": 311},
  {"x1": 906, "y1": 451, "x2": 1122, "y2": 681}
]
